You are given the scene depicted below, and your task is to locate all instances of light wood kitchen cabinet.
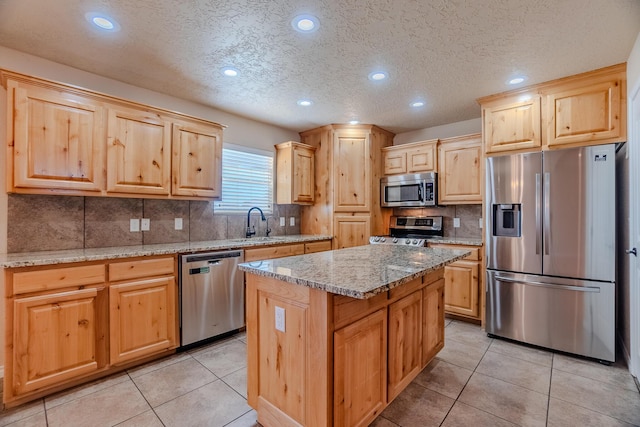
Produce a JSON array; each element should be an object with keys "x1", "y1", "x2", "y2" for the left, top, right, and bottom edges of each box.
[
  {"x1": 6, "y1": 78, "x2": 106, "y2": 193},
  {"x1": 172, "y1": 121, "x2": 222, "y2": 198},
  {"x1": 2, "y1": 70, "x2": 224, "y2": 200},
  {"x1": 106, "y1": 106, "x2": 172, "y2": 195},
  {"x1": 275, "y1": 141, "x2": 316, "y2": 204},
  {"x1": 334, "y1": 308, "x2": 387, "y2": 427},
  {"x1": 437, "y1": 134, "x2": 483, "y2": 204},
  {"x1": 422, "y1": 278, "x2": 445, "y2": 366},
  {"x1": 333, "y1": 215, "x2": 371, "y2": 249},
  {"x1": 381, "y1": 139, "x2": 437, "y2": 175},
  {"x1": 387, "y1": 290, "x2": 422, "y2": 401},
  {"x1": 243, "y1": 243, "x2": 305, "y2": 262},
  {"x1": 300, "y1": 124, "x2": 394, "y2": 249},
  {"x1": 304, "y1": 239, "x2": 333, "y2": 254},
  {"x1": 478, "y1": 63, "x2": 626, "y2": 154},
  {"x1": 482, "y1": 94, "x2": 542, "y2": 154},
  {"x1": 428, "y1": 243, "x2": 483, "y2": 322}
]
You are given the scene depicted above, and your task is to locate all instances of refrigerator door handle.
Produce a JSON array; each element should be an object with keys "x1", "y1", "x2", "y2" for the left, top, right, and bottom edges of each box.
[
  {"x1": 494, "y1": 275, "x2": 600, "y2": 293},
  {"x1": 535, "y1": 173, "x2": 541, "y2": 254},
  {"x1": 543, "y1": 172, "x2": 551, "y2": 255}
]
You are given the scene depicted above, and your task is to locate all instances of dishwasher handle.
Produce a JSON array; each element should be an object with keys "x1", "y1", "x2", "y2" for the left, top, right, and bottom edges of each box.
[{"x1": 182, "y1": 250, "x2": 243, "y2": 264}]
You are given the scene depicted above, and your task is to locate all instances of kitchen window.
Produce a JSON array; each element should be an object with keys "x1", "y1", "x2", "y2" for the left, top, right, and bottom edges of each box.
[{"x1": 215, "y1": 143, "x2": 273, "y2": 214}]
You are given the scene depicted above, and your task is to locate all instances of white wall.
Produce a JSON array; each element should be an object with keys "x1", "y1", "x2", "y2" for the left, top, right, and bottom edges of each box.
[
  {"x1": 0, "y1": 46, "x2": 300, "y2": 151},
  {"x1": 393, "y1": 117, "x2": 481, "y2": 145}
]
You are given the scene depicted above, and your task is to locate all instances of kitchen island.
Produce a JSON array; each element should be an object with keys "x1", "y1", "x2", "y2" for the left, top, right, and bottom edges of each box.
[{"x1": 238, "y1": 244, "x2": 469, "y2": 427}]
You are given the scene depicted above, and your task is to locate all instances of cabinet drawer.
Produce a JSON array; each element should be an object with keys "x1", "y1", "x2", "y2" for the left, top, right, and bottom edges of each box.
[
  {"x1": 428, "y1": 244, "x2": 481, "y2": 261},
  {"x1": 109, "y1": 257, "x2": 175, "y2": 282},
  {"x1": 333, "y1": 292, "x2": 387, "y2": 330},
  {"x1": 244, "y1": 244, "x2": 305, "y2": 262},
  {"x1": 12, "y1": 264, "x2": 106, "y2": 295},
  {"x1": 304, "y1": 240, "x2": 332, "y2": 254}
]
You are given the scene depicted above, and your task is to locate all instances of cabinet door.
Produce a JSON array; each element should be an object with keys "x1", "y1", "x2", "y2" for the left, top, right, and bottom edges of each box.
[
  {"x1": 334, "y1": 309, "x2": 387, "y2": 427},
  {"x1": 388, "y1": 290, "x2": 422, "y2": 401},
  {"x1": 13, "y1": 288, "x2": 102, "y2": 394},
  {"x1": 243, "y1": 243, "x2": 305, "y2": 262},
  {"x1": 443, "y1": 260, "x2": 479, "y2": 318},
  {"x1": 334, "y1": 132, "x2": 370, "y2": 212},
  {"x1": 438, "y1": 135, "x2": 483, "y2": 204},
  {"x1": 10, "y1": 81, "x2": 105, "y2": 192},
  {"x1": 482, "y1": 96, "x2": 542, "y2": 154},
  {"x1": 407, "y1": 143, "x2": 436, "y2": 172},
  {"x1": 545, "y1": 77, "x2": 624, "y2": 148},
  {"x1": 106, "y1": 107, "x2": 171, "y2": 195},
  {"x1": 109, "y1": 276, "x2": 177, "y2": 365},
  {"x1": 333, "y1": 215, "x2": 370, "y2": 249},
  {"x1": 382, "y1": 149, "x2": 407, "y2": 175},
  {"x1": 422, "y1": 278, "x2": 445, "y2": 367},
  {"x1": 304, "y1": 240, "x2": 333, "y2": 254},
  {"x1": 291, "y1": 145, "x2": 315, "y2": 203},
  {"x1": 172, "y1": 121, "x2": 222, "y2": 198}
]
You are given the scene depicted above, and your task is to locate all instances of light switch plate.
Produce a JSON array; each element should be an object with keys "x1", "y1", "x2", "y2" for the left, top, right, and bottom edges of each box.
[
  {"x1": 453, "y1": 217, "x2": 460, "y2": 228},
  {"x1": 141, "y1": 218, "x2": 150, "y2": 231},
  {"x1": 280, "y1": 217, "x2": 285, "y2": 227},
  {"x1": 130, "y1": 219, "x2": 140, "y2": 232},
  {"x1": 479, "y1": 218, "x2": 483, "y2": 229},
  {"x1": 275, "y1": 306, "x2": 285, "y2": 332},
  {"x1": 289, "y1": 217, "x2": 295, "y2": 226},
  {"x1": 175, "y1": 218, "x2": 183, "y2": 230}
]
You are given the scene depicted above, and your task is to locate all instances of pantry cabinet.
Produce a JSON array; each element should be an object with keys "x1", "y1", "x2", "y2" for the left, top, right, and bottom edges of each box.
[
  {"x1": 381, "y1": 139, "x2": 437, "y2": 175},
  {"x1": 7, "y1": 79, "x2": 106, "y2": 192},
  {"x1": 2, "y1": 70, "x2": 223, "y2": 200},
  {"x1": 275, "y1": 141, "x2": 315, "y2": 204},
  {"x1": 437, "y1": 134, "x2": 483, "y2": 204},
  {"x1": 479, "y1": 63, "x2": 626, "y2": 154},
  {"x1": 106, "y1": 106, "x2": 172, "y2": 195}
]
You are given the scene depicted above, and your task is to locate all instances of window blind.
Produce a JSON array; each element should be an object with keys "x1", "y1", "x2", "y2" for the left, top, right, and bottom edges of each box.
[{"x1": 215, "y1": 144, "x2": 273, "y2": 214}]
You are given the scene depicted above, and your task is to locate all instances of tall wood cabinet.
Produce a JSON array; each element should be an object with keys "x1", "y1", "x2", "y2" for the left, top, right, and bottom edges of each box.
[
  {"x1": 2, "y1": 70, "x2": 223, "y2": 200},
  {"x1": 479, "y1": 63, "x2": 626, "y2": 155},
  {"x1": 299, "y1": 124, "x2": 394, "y2": 249}
]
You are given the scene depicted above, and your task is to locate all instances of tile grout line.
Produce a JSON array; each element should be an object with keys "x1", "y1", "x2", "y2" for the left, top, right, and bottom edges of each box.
[
  {"x1": 126, "y1": 371, "x2": 168, "y2": 427},
  {"x1": 546, "y1": 354, "x2": 555, "y2": 426}
]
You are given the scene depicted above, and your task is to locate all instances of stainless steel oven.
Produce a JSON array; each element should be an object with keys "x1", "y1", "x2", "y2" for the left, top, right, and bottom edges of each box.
[
  {"x1": 381, "y1": 172, "x2": 437, "y2": 207},
  {"x1": 370, "y1": 216, "x2": 443, "y2": 246}
]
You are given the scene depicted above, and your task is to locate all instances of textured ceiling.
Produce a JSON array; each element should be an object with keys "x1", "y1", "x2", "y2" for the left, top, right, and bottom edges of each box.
[{"x1": 1, "y1": 0, "x2": 639, "y2": 134}]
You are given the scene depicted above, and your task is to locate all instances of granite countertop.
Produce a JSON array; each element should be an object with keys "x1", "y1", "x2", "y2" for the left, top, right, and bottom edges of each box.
[
  {"x1": 426, "y1": 236, "x2": 483, "y2": 246},
  {"x1": 238, "y1": 244, "x2": 470, "y2": 299},
  {"x1": 0, "y1": 234, "x2": 333, "y2": 268}
]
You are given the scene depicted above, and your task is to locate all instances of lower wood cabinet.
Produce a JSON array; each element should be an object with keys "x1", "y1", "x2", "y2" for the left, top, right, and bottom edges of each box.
[
  {"x1": 422, "y1": 278, "x2": 445, "y2": 365},
  {"x1": 243, "y1": 239, "x2": 332, "y2": 262},
  {"x1": 4, "y1": 255, "x2": 177, "y2": 406}
]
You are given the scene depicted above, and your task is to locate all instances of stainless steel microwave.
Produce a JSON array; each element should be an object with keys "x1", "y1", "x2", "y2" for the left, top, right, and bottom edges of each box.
[{"x1": 380, "y1": 172, "x2": 437, "y2": 207}]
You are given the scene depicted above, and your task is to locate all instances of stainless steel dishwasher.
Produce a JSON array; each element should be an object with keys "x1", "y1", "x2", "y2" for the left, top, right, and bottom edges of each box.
[{"x1": 179, "y1": 250, "x2": 244, "y2": 347}]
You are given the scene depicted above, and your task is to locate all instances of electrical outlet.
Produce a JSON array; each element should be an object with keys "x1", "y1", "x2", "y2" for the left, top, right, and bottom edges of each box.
[
  {"x1": 275, "y1": 306, "x2": 285, "y2": 332},
  {"x1": 175, "y1": 218, "x2": 183, "y2": 230},
  {"x1": 130, "y1": 219, "x2": 140, "y2": 232},
  {"x1": 289, "y1": 217, "x2": 295, "y2": 226},
  {"x1": 280, "y1": 217, "x2": 285, "y2": 227},
  {"x1": 453, "y1": 217, "x2": 460, "y2": 228},
  {"x1": 479, "y1": 218, "x2": 483, "y2": 229},
  {"x1": 141, "y1": 218, "x2": 150, "y2": 231}
]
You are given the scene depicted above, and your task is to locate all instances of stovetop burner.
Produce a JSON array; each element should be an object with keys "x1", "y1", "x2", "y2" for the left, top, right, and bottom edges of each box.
[{"x1": 369, "y1": 216, "x2": 444, "y2": 247}]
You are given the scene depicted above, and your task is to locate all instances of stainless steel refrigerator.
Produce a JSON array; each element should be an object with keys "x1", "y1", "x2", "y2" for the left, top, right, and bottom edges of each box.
[{"x1": 485, "y1": 144, "x2": 616, "y2": 362}]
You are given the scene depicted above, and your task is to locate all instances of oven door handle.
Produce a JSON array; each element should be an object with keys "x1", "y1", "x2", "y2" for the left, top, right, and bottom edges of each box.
[{"x1": 418, "y1": 184, "x2": 423, "y2": 204}]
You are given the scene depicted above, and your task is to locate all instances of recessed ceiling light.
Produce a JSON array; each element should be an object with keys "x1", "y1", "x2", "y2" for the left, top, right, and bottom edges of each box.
[
  {"x1": 297, "y1": 99, "x2": 313, "y2": 106},
  {"x1": 349, "y1": 120, "x2": 360, "y2": 125},
  {"x1": 292, "y1": 14, "x2": 319, "y2": 33},
  {"x1": 221, "y1": 67, "x2": 239, "y2": 77},
  {"x1": 85, "y1": 12, "x2": 120, "y2": 31},
  {"x1": 368, "y1": 71, "x2": 388, "y2": 81},
  {"x1": 411, "y1": 101, "x2": 425, "y2": 108},
  {"x1": 508, "y1": 76, "x2": 526, "y2": 85}
]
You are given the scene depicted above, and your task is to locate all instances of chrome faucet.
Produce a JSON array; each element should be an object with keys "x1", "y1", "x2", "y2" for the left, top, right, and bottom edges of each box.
[{"x1": 246, "y1": 206, "x2": 266, "y2": 238}]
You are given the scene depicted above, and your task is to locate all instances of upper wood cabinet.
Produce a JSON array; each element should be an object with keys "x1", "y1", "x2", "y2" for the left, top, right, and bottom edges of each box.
[
  {"x1": 381, "y1": 139, "x2": 437, "y2": 175},
  {"x1": 7, "y1": 79, "x2": 106, "y2": 192},
  {"x1": 2, "y1": 70, "x2": 224, "y2": 200},
  {"x1": 275, "y1": 141, "x2": 315, "y2": 204},
  {"x1": 334, "y1": 129, "x2": 371, "y2": 212},
  {"x1": 172, "y1": 121, "x2": 222, "y2": 198},
  {"x1": 106, "y1": 106, "x2": 171, "y2": 195},
  {"x1": 437, "y1": 134, "x2": 483, "y2": 204},
  {"x1": 478, "y1": 63, "x2": 626, "y2": 154}
]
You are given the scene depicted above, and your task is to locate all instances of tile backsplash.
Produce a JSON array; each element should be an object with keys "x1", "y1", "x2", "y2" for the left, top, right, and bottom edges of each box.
[
  {"x1": 7, "y1": 194, "x2": 302, "y2": 253},
  {"x1": 393, "y1": 205, "x2": 483, "y2": 239}
]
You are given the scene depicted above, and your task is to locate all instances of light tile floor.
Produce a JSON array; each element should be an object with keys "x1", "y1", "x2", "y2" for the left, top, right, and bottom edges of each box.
[{"x1": 1, "y1": 319, "x2": 639, "y2": 427}]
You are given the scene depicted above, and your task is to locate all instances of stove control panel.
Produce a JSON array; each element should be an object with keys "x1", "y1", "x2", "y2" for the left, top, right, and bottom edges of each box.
[{"x1": 369, "y1": 236, "x2": 426, "y2": 247}]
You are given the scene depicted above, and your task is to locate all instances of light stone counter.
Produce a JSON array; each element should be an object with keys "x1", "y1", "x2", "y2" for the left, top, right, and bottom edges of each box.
[
  {"x1": 427, "y1": 236, "x2": 483, "y2": 246},
  {"x1": 238, "y1": 244, "x2": 470, "y2": 299},
  {"x1": 0, "y1": 235, "x2": 333, "y2": 268}
]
